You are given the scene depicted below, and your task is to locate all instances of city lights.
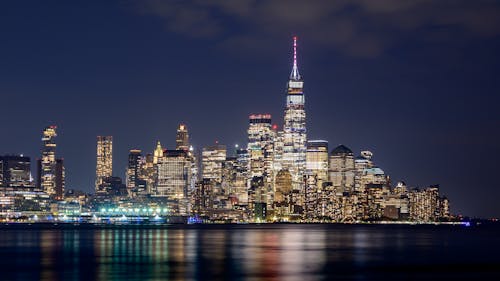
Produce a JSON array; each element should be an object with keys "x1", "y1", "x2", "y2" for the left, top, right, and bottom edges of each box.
[{"x1": 0, "y1": 37, "x2": 453, "y2": 224}]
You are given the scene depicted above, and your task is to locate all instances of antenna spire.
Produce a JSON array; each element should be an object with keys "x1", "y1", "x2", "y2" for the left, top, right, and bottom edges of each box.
[{"x1": 290, "y1": 36, "x2": 301, "y2": 80}]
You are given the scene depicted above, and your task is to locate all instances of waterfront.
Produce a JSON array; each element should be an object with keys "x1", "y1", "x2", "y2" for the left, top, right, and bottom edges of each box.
[{"x1": 0, "y1": 224, "x2": 499, "y2": 280}]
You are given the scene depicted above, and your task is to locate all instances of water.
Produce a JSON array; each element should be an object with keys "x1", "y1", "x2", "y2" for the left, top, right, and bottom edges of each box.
[{"x1": 0, "y1": 224, "x2": 499, "y2": 280}]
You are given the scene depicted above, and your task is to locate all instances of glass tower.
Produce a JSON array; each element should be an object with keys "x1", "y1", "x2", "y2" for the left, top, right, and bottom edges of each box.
[
  {"x1": 95, "y1": 136, "x2": 113, "y2": 191},
  {"x1": 282, "y1": 36, "x2": 307, "y2": 190},
  {"x1": 40, "y1": 126, "x2": 57, "y2": 196}
]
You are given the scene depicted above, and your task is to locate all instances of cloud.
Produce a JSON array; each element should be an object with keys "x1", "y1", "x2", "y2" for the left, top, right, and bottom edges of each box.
[{"x1": 133, "y1": 0, "x2": 500, "y2": 58}]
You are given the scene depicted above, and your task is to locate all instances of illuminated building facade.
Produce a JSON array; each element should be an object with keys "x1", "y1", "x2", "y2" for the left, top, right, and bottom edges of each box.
[
  {"x1": 95, "y1": 176, "x2": 127, "y2": 196},
  {"x1": 354, "y1": 151, "x2": 373, "y2": 193},
  {"x1": 95, "y1": 136, "x2": 113, "y2": 191},
  {"x1": 408, "y1": 185, "x2": 446, "y2": 222},
  {"x1": 1, "y1": 37, "x2": 458, "y2": 223},
  {"x1": 0, "y1": 155, "x2": 32, "y2": 187},
  {"x1": 247, "y1": 114, "x2": 275, "y2": 210},
  {"x1": 272, "y1": 130, "x2": 284, "y2": 174},
  {"x1": 126, "y1": 149, "x2": 142, "y2": 190},
  {"x1": 176, "y1": 124, "x2": 189, "y2": 151},
  {"x1": 273, "y1": 169, "x2": 292, "y2": 219},
  {"x1": 153, "y1": 140, "x2": 164, "y2": 164},
  {"x1": 306, "y1": 140, "x2": 329, "y2": 183},
  {"x1": 247, "y1": 114, "x2": 275, "y2": 180},
  {"x1": 156, "y1": 150, "x2": 192, "y2": 214},
  {"x1": 38, "y1": 126, "x2": 64, "y2": 198},
  {"x1": 329, "y1": 145, "x2": 355, "y2": 193},
  {"x1": 248, "y1": 176, "x2": 266, "y2": 218},
  {"x1": 140, "y1": 153, "x2": 157, "y2": 194},
  {"x1": 282, "y1": 36, "x2": 307, "y2": 191},
  {"x1": 202, "y1": 144, "x2": 226, "y2": 184},
  {"x1": 174, "y1": 124, "x2": 198, "y2": 209},
  {"x1": 222, "y1": 156, "x2": 248, "y2": 208},
  {"x1": 304, "y1": 174, "x2": 318, "y2": 220}
]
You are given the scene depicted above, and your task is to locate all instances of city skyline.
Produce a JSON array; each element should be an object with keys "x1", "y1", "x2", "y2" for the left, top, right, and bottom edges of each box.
[
  {"x1": 0, "y1": 38, "x2": 458, "y2": 223},
  {"x1": 1, "y1": 1, "x2": 499, "y2": 218}
]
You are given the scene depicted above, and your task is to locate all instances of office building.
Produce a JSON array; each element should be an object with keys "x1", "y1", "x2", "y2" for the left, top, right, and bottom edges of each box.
[
  {"x1": 95, "y1": 136, "x2": 113, "y2": 191},
  {"x1": 202, "y1": 144, "x2": 226, "y2": 183},
  {"x1": 176, "y1": 124, "x2": 189, "y2": 151},
  {"x1": 329, "y1": 145, "x2": 355, "y2": 193},
  {"x1": 306, "y1": 140, "x2": 329, "y2": 183},
  {"x1": 156, "y1": 149, "x2": 192, "y2": 214},
  {"x1": 38, "y1": 126, "x2": 64, "y2": 198},
  {"x1": 0, "y1": 155, "x2": 32, "y2": 187},
  {"x1": 247, "y1": 114, "x2": 275, "y2": 180}
]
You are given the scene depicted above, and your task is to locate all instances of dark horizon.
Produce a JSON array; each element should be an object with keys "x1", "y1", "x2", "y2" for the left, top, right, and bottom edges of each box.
[{"x1": 1, "y1": 1, "x2": 499, "y2": 218}]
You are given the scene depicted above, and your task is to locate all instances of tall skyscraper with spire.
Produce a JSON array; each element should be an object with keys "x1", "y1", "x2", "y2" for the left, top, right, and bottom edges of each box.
[{"x1": 282, "y1": 36, "x2": 307, "y2": 191}]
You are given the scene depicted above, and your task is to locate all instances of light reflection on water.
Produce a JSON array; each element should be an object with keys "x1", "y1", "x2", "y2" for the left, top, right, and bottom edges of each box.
[{"x1": 0, "y1": 224, "x2": 498, "y2": 280}]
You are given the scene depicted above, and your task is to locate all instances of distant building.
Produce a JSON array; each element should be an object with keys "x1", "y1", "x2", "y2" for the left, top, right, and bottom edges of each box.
[
  {"x1": 153, "y1": 140, "x2": 163, "y2": 164},
  {"x1": 202, "y1": 144, "x2": 226, "y2": 184},
  {"x1": 247, "y1": 114, "x2": 276, "y2": 210},
  {"x1": 126, "y1": 149, "x2": 142, "y2": 190},
  {"x1": 247, "y1": 114, "x2": 275, "y2": 180},
  {"x1": 175, "y1": 124, "x2": 189, "y2": 151},
  {"x1": 140, "y1": 153, "x2": 157, "y2": 194},
  {"x1": 221, "y1": 156, "x2": 248, "y2": 207},
  {"x1": 95, "y1": 136, "x2": 113, "y2": 191},
  {"x1": 0, "y1": 155, "x2": 32, "y2": 187},
  {"x1": 95, "y1": 176, "x2": 127, "y2": 196},
  {"x1": 274, "y1": 169, "x2": 292, "y2": 219},
  {"x1": 174, "y1": 124, "x2": 198, "y2": 206},
  {"x1": 306, "y1": 140, "x2": 329, "y2": 183},
  {"x1": 303, "y1": 174, "x2": 318, "y2": 220},
  {"x1": 55, "y1": 158, "x2": 65, "y2": 200},
  {"x1": 329, "y1": 145, "x2": 355, "y2": 193},
  {"x1": 254, "y1": 202, "x2": 267, "y2": 221},
  {"x1": 37, "y1": 126, "x2": 64, "y2": 199},
  {"x1": 156, "y1": 149, "x2": 192, "y2": 214},
  {"x1": 354, "y1": 151, "x2": 374, "y2": 193},
  {"x1": 408, "y1": 185, "x2": 443, "y2": 222},
  {"x1": 248, "y1": 176, "x2": 266, "y2": 219}
]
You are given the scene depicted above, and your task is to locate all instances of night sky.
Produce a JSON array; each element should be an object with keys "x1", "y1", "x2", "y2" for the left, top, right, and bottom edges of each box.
[{"x1": 1, "y1": 1, "x2": 499, "y2": 218}]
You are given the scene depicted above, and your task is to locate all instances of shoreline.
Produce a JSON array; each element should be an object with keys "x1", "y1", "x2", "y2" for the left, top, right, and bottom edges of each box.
[{"x1": 0, "y1": 220, "x2": 483, "y2": 229}]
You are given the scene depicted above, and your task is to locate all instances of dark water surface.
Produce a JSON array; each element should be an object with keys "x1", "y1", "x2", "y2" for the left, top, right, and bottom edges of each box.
[{"x1": 0, "y1": 224, "x2": 499, "y2": 280}]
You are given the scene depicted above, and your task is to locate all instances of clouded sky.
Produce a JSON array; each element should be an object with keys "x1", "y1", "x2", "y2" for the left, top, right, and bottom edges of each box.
[{"x1": 1, "y1": 0, "x2": 499, "y2": 217}]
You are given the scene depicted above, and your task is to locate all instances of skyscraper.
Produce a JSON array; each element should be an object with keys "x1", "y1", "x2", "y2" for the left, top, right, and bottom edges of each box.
[
  {"x1": 306, "y1": 140, "x2": 329, "y2": 183},
  {"x1": 126, "y1": 149, "x2": 142, "y2": 190},
  {"x1": 329, "y1": 145, "x2": 355, "y2": 193},
  {"x1": 202, "y1": 144, "x2": 226, "y2": 184},
  {"x1": 38, "y1": 126, "x2": 58, "y2": 196},
  {"x1": 282, "y1": 36, "x2": 307, "y2": 191},
  {"x1": 176, "y1": 124, "x2": 189, "y2": 151},
  {"x1": 95, "y1": 136, "x2": 113, "y2": 191},
  {"x1": 247, "y1": 114, "x2": 275, "y2": 182},
  {"x1": 274, "y1": 169, "x2": 292, "y2": 219},
  {"x1": 140, "y1": 153, "x2": 157, "y2": 194},
  {"x1": 55, "y1": 158, "x2": 65, "y2": 199},
  {"x1": 156, "y1": 149, "x2": 192, "y2": 214}
]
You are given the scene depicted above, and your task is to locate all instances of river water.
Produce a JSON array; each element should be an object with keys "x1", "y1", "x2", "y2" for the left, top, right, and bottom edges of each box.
[{"x1": 0, "y1": 224, "x2": 498, "y2": 280}]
